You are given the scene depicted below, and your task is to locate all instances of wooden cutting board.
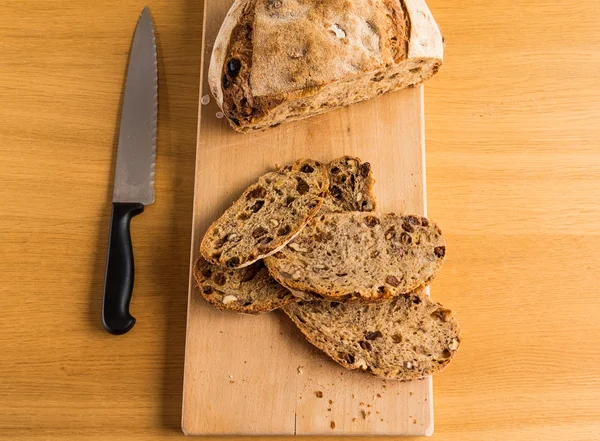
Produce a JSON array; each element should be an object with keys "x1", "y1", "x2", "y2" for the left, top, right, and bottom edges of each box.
[{"x1": 182, "y1": 1, "x2": 433, "y2": 435}]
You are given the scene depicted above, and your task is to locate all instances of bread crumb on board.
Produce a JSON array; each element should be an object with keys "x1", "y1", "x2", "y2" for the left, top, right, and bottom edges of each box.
[
  {"x1": 315, "y1": 391, "x2": 323, "y2": 398},
  {"x1": 361, "y1": 410, "x2": 367, "y2": 419},
  {"x1": 297, "y1": 365, "x2": 304, "y2": 374},
  {"x1": 330, "y1": 421, "x2": 336, "y2": 429},
  {"x1": 328, "y1": 399, "x2": 333, "y2": 405},
  {"x1": 352, "y1": 417, "x2": 358, "y2": 423}
]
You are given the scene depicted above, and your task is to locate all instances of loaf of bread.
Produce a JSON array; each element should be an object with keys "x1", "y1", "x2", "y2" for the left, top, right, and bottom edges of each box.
[
  {"x1": 265, "y1": 212, "x2": 445, "y2": 301},
  {"x1": 200, "y1": 159, "x2": 328, "y2": 269},
  {"x1": 196, "y1": 156, "x2": 376, "y2": 314},
  {"x1": 284, "y1": 292, "x2": 460, "y2": 380},
  {"x1": 209, "y1": 0, "x2": 443, "y2": 132}
]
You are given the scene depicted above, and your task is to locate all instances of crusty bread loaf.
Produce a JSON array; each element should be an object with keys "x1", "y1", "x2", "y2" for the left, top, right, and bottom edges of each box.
[
  {"x1": 200, "y1": 159, "x2": 328, "y2": 269},
  {"x1": 209, "y1": 0, "x2": 443, "y2": 132},
  {"x1": 193, "y1": 257, "x2": 296, "y2": 313},
  {"x1": 265, "y1": 212, "x2": 445, "y2": 301},
  {"x1": 196, "y1": 156, "x2": 377, "y2": 313},
  {"x1": 284, "y1": 292, "x2": 461, "y2": 380}
]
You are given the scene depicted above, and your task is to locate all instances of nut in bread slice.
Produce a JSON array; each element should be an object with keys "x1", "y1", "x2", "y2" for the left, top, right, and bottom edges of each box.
[
  {"x1": 284, "y1": 291, "x2": 461, "y2": 380},
  {"x1": 265, "y1": 212, "x2": 445, "y2": 301}
]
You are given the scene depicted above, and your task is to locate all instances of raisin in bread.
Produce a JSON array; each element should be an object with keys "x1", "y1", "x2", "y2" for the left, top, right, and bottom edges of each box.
[
  {"x1": 200, "y1": 159, "x2": 328, "y2": 269},
  {"x1": 284, "y1": 292, "x2": 460, "y2": 380},
  {"x1": 194, "y1": 258, "x2": 295, "y2": 313},
  {"x1": 209, "y1": 0, "x2": 443, "y2": 132},
  {"x1": 265, "y1": 212, "x2": 445, "y2": 301},
  {"x1": 196, "y1": 156, "x2": 377, "y2": 314}
]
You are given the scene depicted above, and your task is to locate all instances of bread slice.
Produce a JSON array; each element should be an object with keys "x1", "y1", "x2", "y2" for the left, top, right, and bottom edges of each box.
[
  {"x1": 200, "y1": 158, "x2": 328, "y2": 269},
  {"x1": 284, "y1": 292, "x2": 461, "y2": 380},
  {"x1": 265, "y1": 212, "x2": 445, "y2": 301},
  {"x1": 193, "y1": 257, "x2": 296, "y2": 313},
  {"x1": 321, "y1": 156, "x2": 376, "y2": 214},
  {"x1": 209, "y1": 0, "x2": 443, "y2": 132},
  {"x1": 196, "y1": 156, "x2": 376, "y2": 314}
]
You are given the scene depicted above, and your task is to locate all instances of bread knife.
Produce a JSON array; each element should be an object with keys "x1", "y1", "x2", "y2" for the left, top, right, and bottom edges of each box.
[{"x1": 102, "y1": 7, "x2": 157, "y2": 335}]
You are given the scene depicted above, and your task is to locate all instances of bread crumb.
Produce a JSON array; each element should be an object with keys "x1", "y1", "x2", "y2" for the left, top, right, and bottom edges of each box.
[
  {"x1": 352, "y1": 394, "x2": 355, "y2": 399},
  {"x1": 409, "y1": 392, "x2": 414, "y2": 396},
  {"x1": 297, "y1": 366, "x2": 304, "y2": 374},
  {"x1": 367, "y1": 404, "x2": 372, "y2": 408},
  {"x1": 229, "y1": 380, "x2": 235, "y2": 384},
  {"x1": 359, "y1": 402, "x2": 365, "y2": 406},
  {"x1": 361, "y1": 410, "x2": 367, "y2": 419},
  {"x1": 352, "y1": 417, "x2": 358, "y2": 423},
  {"x1": 330, "y1": 421, "x2": 336, "y2": 429},
  {"x1": 376, "y1": 411, "x2": 380, "y2": 415},
  {"x1": 315, "y1": 391, "x2": 323, "y2": 398},
  {"x1": 327, "y1": 408, "x2": 331, "y2": 412},
  {"x1": 328, "y1": 399, "x2": 333, "y2": 405},
  {"x1": 377, "y1": 393, "x2": 381, "y2": 398},
  {"x1": 381, "y1": 418, "x2": 384, "y2": 422}
]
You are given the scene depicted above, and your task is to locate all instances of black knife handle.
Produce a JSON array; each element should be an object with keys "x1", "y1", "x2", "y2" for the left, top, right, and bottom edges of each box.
[{"x1": 102, "y1": 202, "x2": 145, "y2": 335}]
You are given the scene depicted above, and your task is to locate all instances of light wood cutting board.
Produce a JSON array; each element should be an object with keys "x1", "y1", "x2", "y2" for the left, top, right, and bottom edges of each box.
[{"x1": 182, "y1": 1, "x2": 433, "y2": 435}]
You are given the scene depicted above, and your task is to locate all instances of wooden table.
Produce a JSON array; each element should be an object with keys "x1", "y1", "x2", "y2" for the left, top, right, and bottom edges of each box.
[{"x1": 1, "y1": 1, "x2": 599, "y2": 440}]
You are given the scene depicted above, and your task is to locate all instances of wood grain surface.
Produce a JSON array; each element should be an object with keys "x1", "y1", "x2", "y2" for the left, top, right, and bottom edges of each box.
[
  {"x1": 182, "y1": 0, "x2": 434, "y2": 434},
  {"x1": 1, "y1": 0, "x2": 599, "y2": 440}
]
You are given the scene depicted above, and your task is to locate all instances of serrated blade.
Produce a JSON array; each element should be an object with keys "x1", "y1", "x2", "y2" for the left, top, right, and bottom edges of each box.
[{"x1": 113, "y1": 7, "x2": 157, "y2": 206}]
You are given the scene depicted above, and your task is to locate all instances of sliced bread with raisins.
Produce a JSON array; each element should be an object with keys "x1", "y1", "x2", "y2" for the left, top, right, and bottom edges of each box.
[
  {"x1": 265, "y1": 212, "x2": 445, "y2": 301},
  {"x1": 193, "y1": 258, "x2": 296, "y2": 313},
  {"x1": 200, "y1": 158, "x2": 328, "y2": 269},
  {"x1": 284, "y1": 292, "x2": 460, "y2": 380},
  {"x1": 196, "y1": 156, "x2": 377, "y2": 314},
  {"x1": 321, "y1": 156, "x2": 376, "y2": 213},
  {"x1": 209, "y1": 0, "x2": 444, "y2": 132}
]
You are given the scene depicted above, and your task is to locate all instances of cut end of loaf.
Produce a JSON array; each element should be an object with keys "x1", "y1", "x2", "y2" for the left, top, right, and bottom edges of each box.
[
  {"x1": 230, "y1": 57, "x2": 441, "y2": 133},
  {"x1": 209, "y1": 0, "x2": 444, "y2": 133}
]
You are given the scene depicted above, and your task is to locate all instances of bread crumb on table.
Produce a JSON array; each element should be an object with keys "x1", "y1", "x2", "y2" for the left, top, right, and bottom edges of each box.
[
  {"x1": 315, "y1": 391, "x2": 323, "y2": 398},
  {"x1": 330, "y1": 421, "x2": 336, "y2": 429},
  {"x1": 328, "y1": 399, "x2": 333, "y2": 405}
]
